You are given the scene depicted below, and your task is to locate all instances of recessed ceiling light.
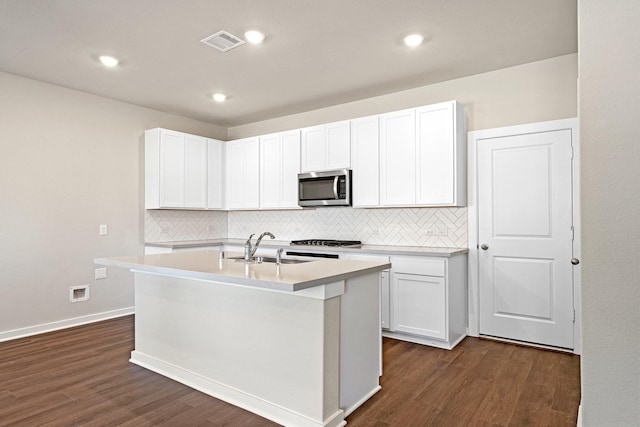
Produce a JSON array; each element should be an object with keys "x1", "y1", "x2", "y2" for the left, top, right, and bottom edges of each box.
[
  {"x1": 98, "y1": 55, "x2": 119, "y2": 67},
  {"x1": 212, "y1": 93, "x2": 227, "y2": 102},
  {"x1": 244, "y1": 30, "x2": 265, "y2": 44},
  {"x1": 403, "y1": 34, "x2": 424, "y2": 47}
]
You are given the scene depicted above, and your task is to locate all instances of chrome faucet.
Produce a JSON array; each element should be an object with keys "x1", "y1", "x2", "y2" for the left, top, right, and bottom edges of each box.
[
  {"x1": 244, "y1": 232, "x2": 276, "y2": 262},
  {"x1": 244, "y1": 233, "x2": 255, "y2": 262},
  {"x1": 251, "y1": 232, "x2": 275, "y2": 258}
]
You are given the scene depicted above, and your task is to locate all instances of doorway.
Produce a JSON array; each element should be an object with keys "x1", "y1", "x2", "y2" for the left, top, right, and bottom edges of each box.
[{"x1": 468, "y1": 118, "x2": 580, "y2": 353}]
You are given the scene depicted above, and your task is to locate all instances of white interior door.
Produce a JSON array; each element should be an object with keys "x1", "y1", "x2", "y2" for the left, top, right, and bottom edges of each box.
[{"x1": 478, "y1": 128, "x2": 574, "y2": 349}]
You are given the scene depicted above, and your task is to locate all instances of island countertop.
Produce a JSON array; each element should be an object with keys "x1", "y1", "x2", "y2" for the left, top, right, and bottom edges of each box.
[{"x1": 96, "y1": 249, "x2": 391, "y2": 292}]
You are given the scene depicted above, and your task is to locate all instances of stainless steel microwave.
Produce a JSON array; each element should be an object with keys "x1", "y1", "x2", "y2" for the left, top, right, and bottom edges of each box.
[{"x1": 298, "y1": 169, "x2": 352, "y2": 207}]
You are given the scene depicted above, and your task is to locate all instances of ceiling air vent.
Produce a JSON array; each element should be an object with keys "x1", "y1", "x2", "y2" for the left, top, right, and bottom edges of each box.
[{"x1": 200, "y1": 30, "x2": 246, "y2": 52}]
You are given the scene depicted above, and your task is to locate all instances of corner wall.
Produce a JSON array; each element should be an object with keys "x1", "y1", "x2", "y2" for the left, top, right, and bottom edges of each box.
[
  {"x1": 0, "y1": 71, "x2": 225, "y2": 339},
  {"x1": 578, "y1": 0, "x2": 640, "y2": 424}
]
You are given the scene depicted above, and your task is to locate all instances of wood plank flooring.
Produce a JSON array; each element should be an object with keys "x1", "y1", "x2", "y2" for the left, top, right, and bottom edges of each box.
[{"x1": 0, "y1": 315, "x2": 580, "y2": 426}]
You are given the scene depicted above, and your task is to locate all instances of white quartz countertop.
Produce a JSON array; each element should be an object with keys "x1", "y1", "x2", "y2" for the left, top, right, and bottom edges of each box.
[
  {"x1": 96, "y1": 250, "x2": 391, "y2": 292},
  {"x1": 144, "y1": 238, "x2": 468, "y2": 257}
]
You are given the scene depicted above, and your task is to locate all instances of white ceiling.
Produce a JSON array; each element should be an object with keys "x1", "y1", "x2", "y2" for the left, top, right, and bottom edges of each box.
[{"x1": 0, "y1": 0, "x2": 577, "y2": 128}]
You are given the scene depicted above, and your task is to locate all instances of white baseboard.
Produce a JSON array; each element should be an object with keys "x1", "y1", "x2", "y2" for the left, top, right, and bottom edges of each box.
[
  {"x1": 577, "y1": 403, "x2": 582, "y2": 427},
  {"x1": 0, "y1": 307, "x2": 135, "y2": 343},
  {"x1": 130, "y1": 350, "x2": 346, "y2": 427}
]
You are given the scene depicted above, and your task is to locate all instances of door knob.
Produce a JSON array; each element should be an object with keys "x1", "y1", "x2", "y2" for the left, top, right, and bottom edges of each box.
[
  {"x1": 571, "y1": 258, "x2": 580, "y2": 265},
  {"x1": 480, "y1": 244, "x2": 489, "y2": 250}
]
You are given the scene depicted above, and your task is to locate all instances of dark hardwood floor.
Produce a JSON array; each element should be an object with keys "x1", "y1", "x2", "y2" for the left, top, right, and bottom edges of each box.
[{"x1": 0, "y1": 315, "x2": 580, "y2": 426}]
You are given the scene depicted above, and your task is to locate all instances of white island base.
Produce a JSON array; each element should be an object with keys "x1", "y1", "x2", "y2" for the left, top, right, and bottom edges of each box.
[{"x1": 129, "y1": 270, "x2": 382, "y2": 427}]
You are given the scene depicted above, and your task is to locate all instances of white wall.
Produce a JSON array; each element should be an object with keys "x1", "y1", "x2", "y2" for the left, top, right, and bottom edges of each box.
[
  {"x1": 228, "y1": 54, "x2": 577, "y2": 138},
  {"x1": 0, "y1": 71, "x2": 225, "y2": 339},
  {"x1": 579, "y1": 0, "x2": 640, "y2": 425}
]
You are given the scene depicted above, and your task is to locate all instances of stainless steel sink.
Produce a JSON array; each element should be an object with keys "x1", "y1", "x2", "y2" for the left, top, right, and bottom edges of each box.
[
  {"x1": 258, "y1": 256, "x2": 311, "y2": 264},
  {"x1": 228, "y1": 256, "x2": 311, "y2": 264}
]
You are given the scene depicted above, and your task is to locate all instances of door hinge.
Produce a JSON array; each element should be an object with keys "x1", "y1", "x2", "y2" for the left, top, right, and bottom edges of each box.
[
  {"x1": 570, "y1": 146, "x2": 574, "y2": 159},
  {"x1": 570, "y1": 226, "x2": 575, "y2": 240},
  {"x1": 572, "y1": 309, "x2": 576, "y2": 323}
]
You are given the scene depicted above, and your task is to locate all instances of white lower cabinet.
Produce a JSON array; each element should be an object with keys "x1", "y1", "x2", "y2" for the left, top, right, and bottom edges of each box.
[
  {"x1": 387, "y1": 254, "x2": 467, "y2": 350},
  {"x1": 392, "y1": 273, "x2": 447, "y2": 339},
  {"x1": 341, "y1": 253, "x2": 391, "y2": 330}
]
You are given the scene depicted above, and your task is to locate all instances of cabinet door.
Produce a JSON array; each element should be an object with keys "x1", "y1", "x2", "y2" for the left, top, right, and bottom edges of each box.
[
  {"x1": 391, "y1": 273, "x2": 447, "y2": 340},
  {"x1": 351, "y1": 116, "x2": 380, "y2": 207},
  {"x1": 225, "y1": 140, "x2": 243, "y2": 209},
  {"x1": 244, "y1": 138, "x2": 260, "y2": 208},
  {"x1": 326, "y1": 120, "x2": 351, "y2": 169},
  {"x1": 226, "y1": 138, "x2": 260, "y2": 209},
  {"x1": 260, "y1": 131, "x2": 301, "y2": 209},
  {"x1": 281, "y1": 130, "x2": 301, "y2": 208},
  {"x1": 260, "y1": 133, "x2": 282, "y2": 208},
  {"x1": 207, "y1": 138, "x2": 224, "y2": 209},
  {"x1": 300, "y1": 125, "x2": 326, "y2": 172},
  {"x1": 416, "y1": 102, "x2": 455, "y2": 205},
  {"x1": 159, "y1": 130, "x2": 186, "y2": 207},
  {"x1": 380, "y1": 109, "x2": 416, "y2": 206},
  {"x1": 184, "y1": 134, "x2": 208, "y2": 208}
]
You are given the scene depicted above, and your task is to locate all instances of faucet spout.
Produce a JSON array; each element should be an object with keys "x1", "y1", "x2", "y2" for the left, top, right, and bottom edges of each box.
[{"x1": 251, "y1": 232, "x2": 276, "y2": 257}]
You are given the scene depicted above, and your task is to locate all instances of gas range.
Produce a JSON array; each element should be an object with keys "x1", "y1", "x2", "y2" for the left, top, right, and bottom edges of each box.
[{"x1": 290, "y1": 239, "x2": 362, "y2": 248}]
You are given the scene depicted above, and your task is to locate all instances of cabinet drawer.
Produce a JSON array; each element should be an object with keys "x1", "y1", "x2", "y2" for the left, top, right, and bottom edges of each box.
[
  {"x1": 390, "y1": 256, "x2": 445, "y2": 277},
  {"x1": 342, "y1": 253, "x2": 390, "y2": 268}
]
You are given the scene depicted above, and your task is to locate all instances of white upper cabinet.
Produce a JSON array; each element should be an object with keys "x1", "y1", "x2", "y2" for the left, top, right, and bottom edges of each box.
[
  {"x1": 415, "y1": 101, "x2": 466, "y2": 206},
  {"x1": 378, "y1": 101, "x2": 466, "y2": 208},
  {"x1": 260, "y1": 130, "x2": 301, "y2": 209},
  {"x1": 145, "y1": 128, "x2": 208, "y2": 209},
  {"x1": 300, "y1": 120, "x2": 350, "y2": 172},
  {"x1": 207, "y1": 138, "x2": 224, "y2": 209},
  {"x1": 351, "y1": 115, "x2": 380, "y2": 207},
  {"x1": 144, "y1": 100, "x2": 465, "y2": 212},
  {"x1": 225, "y1": 137, "x2": 260, "y2": 210},
  {"x1": 380, "y1": 108, "x2": 416, "y2": 206}
]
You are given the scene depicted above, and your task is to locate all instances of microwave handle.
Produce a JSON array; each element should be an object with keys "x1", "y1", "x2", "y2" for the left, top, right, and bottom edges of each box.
[{"x1": 333, "y1": 176, "x2": 339, "y2": 199}]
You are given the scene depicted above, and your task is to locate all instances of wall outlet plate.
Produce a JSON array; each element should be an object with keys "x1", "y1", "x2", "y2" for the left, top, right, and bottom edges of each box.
[
  {"x1": 425, "y1": 225, "x2": 449, "y2": 236},
  {"x1": 95, "y1": 267, "x2": 107, "y2": 280},
  {"x1": 99, "y1": 224, "x2": 108, "y2": 235},
  {"x1": 69, "y1": 285, "x2": 90, "y2": 303}
]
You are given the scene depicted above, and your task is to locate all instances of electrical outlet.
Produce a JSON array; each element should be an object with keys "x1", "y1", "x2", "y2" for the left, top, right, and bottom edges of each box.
[
  {"x1": 425, "y1": 225, "x2": 449, "y2": 236},
  {"x1": 95, "y1": 267, "x2": 107, "y2": 280},
  {"x1": 99, "y1": 224, "x2": 108, "y2": 236},
  {"x1": 425, "y1": 226, "x2": 438, "y2": 236},
  {"x1": 436, "y1": 227, "x2": 449, "y2": 236},
  {"x1": 371, "y1": 227, "x2": 382, "y2": 236}
]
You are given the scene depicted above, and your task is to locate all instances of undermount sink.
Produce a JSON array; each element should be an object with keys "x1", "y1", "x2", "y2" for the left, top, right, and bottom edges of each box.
[{"x1": 228, "y1": 256, "x2": 311, "y2": 265}]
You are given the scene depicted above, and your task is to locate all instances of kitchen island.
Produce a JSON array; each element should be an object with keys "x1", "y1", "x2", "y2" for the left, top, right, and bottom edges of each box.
[{"x1": 96, "y1": 250, "x2": 391, "y2": 427}]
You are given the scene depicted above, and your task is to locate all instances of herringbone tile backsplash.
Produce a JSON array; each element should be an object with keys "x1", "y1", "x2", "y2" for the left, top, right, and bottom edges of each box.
[
  {"x1": 145, "y1": 210, "x2": 228, "y2": 243},
  {"x1": 146, "y1": 207, "x2": 467, "y2": 247}
]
